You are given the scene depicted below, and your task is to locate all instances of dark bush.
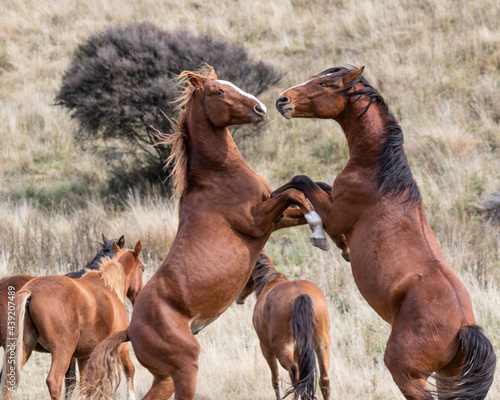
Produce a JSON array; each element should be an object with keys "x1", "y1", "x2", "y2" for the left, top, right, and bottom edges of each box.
[
  {"x1": 475, "y1": 192, "x2": 500, "y2": 227},
  {"x1": 56, "y1": 23, "x2": 284, "y2": 192}
]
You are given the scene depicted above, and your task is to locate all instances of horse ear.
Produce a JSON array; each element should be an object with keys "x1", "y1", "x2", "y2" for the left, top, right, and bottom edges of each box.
[
  {"x1": 102, "y1": 233, "x2": 109, "y2": 243},
  {"x1": 117, "y1": 235, "x2": 125, "y2": 248},
  {"x1": 134, "y1": 241, "x2": 142, "y2": 258},
  {"x1": 187, "y1": 72, "x2": 202, "y2": 89},
  {"x1": 112, "y1": 241, "x2": 120, "y2": 254},
  {"x1": 342, "y1": 66, "x2": 365, "y2": 86}
]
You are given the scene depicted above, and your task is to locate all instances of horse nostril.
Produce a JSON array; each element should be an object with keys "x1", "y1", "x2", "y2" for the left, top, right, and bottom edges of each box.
[
  {"x1": 276, "y1": 97, "x2": 290, "y2": 107},
  {"x1": 254, "y1": 104, "x2": 265, "y2": 116}
]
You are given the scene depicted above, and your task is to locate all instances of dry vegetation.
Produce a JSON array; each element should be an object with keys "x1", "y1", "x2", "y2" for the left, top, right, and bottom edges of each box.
[{"x1": 0, "y1": 0, "x2": 499, "y2": 399}]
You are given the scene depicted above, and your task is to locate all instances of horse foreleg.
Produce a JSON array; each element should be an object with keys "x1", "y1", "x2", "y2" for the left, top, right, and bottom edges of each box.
[
  {"x1": 250, "y1": 188, "x2": 328, "y2": 250},
  {"x1": 118, "y1": 342, "x2": 137, "y2": 400}
]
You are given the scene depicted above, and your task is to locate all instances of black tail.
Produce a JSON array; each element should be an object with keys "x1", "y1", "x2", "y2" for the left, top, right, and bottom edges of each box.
[
  {"x1": 428, "y1": 325, "x2": 496, "y2": 399},
  {"x1": 286, "y1": 294, "x2": 317, "y2": 400}
]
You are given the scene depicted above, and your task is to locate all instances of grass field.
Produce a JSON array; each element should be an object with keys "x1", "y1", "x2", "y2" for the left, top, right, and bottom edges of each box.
[{"x1": 0, "y1": 0, "x2": 499, "y2": 398}]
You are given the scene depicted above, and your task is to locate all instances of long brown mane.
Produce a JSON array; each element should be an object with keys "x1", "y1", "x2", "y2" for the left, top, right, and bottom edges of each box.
[
  {"x1": 162, "y1": 64, "x2": 218, "y2": 196},
  {"x1": 82, "y1": 251, "x2": 126, "y2": 303}
]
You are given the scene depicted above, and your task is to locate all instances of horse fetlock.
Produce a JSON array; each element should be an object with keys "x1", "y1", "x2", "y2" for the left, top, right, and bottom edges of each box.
[{"x1": 305, "y1": 212, "x2": 329, "y2": 251}]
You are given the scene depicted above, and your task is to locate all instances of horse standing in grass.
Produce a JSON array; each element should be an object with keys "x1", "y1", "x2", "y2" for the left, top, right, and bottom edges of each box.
[
  {"x1": 0, "y1": 235, "x2": 132, "y2": 398},
  {"x1": 81, "y1": 64, "x2": 329, "y2": 400},
  {"x1": 0, "y1": 241, "x2": 144, "y2": 400},
  {"x1": 272, "y1": 66, "x2": 496, "y2": 399},
  {"x1": 236, "y1": 253, "x2": 330, "y2": 400}
]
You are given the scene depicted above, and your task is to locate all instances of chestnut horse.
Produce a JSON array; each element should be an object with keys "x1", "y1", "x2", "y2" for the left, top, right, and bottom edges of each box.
[
  {"x1": 0, "y1": 235, "x2": 126, "y2": 351},
  {"x1": 272, "y1": 66, "x2": 496, "y2": 399},
  {"x1": 236, "y1": 253, "x2": 330, "y2": 400},
  {"x1": 81, "y1": 64, "x2": 328, "y2": 400},
  {"x1": 0, "y1": 235, "x2": 134, "y2": 398},
  {"x1": 0, "y1": 241, "x2": 144, "y2": 400}
]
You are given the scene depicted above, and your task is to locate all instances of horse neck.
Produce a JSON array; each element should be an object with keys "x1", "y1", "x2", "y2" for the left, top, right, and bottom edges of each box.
[
  {"x1": 183, "y1": 94, "x2": 248, "y2": 178},
  {"x1": 336, "y1": 94, "x2": 389, "y2": 167}
]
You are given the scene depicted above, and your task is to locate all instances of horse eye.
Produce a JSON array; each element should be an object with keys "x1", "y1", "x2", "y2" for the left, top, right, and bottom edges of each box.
[
  {"x1": 217, "y1": 89, "x2": 224, "y2": 95},
  {"x1": 319, "y1": 82, "x2": 328, "y2": 88}
]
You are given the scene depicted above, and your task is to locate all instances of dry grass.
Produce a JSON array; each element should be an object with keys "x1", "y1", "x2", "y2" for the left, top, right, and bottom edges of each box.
[{"x1": 1, "y1": 0, "x2": 500, "y2": 398}]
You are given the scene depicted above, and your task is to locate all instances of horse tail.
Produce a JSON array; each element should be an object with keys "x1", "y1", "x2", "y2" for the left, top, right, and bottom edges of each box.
[
  {"x1": 286, "y1": 294, "x2": 317, "y2": 400},
  {"x1": 0, "y1": 290, "x2": 31, "y2": 398},
  {"x1": 429, "y1": 325, "x2": 496, "y2": 399},
  {"x1": 77, "y1": 329, "x2": 130, "y2": 400}
]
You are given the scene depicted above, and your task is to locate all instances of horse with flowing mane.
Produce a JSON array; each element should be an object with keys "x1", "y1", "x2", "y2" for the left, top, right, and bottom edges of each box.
[
  {"x1": 272, "y1": 66, "x2": 496, "y2": 399},
  {"x1": 236, "y1": 252, "x2": 330, "y2": 400},
  {"x1": 81, "y1": 64, "x2": 329, "y2": 400},
  {"x1": 0, "y1": 242, "x2": 144, "y2": 400}
]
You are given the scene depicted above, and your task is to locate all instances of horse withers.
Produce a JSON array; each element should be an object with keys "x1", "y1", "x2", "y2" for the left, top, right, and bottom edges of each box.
[
  {"x1": 272, "y1": 66, "x2": 496, "y2": 399},
  {"x1": 0, "y1": 241, "x2": 144, "y2": 400},
  {"x1": 236, "y1": 253, "x2": 330, "y2": 400}
]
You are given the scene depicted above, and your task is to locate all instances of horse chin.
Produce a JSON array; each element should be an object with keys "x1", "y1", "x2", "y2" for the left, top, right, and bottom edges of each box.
[
  {"x1": 249, "y1": 115, "x2": 267, "y2": 126},
  {"x1": 279, "y1": 107, "x2": 293, "y2": 119}
]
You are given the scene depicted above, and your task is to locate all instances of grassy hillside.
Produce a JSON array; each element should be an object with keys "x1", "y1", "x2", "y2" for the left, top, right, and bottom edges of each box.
[{"x1": 0, "y1": 0, "x2": 499, "y2": 398}]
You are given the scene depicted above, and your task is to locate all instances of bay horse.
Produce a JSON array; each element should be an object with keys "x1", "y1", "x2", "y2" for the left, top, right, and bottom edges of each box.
[
  {"x1": 272, "y1": 66, "x2": 496, "y2": 399},
  {"x1": 0, "y1": 241, "x2": 144, "y2": 400},
  {"x1": 236, "y1": 252, "x2": 330, "y2": 400},
  {"x1": 80, "y1": 64, "x2": 329, "y2": 400}
]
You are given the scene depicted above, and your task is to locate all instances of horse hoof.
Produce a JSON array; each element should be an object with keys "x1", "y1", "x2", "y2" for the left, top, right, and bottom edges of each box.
[
  {"x1": 311, "y1": 237, "x2": 329, "y2": 251},
  {"x1": 342, "y1": 253, "x2": 350, "y2": 262}
]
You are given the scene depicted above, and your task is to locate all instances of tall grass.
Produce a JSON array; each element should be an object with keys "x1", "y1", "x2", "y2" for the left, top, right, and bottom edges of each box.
[{"x1": 0, "y1": 0, "x2": 499, "y2": 398}]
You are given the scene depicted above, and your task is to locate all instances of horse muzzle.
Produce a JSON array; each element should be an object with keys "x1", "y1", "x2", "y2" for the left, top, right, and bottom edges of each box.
[{"x1": 276, "y1": 97, "x2": 293, "y2": 119}]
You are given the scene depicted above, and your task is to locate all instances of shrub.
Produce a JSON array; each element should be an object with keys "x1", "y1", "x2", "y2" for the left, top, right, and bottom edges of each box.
[
  {"x1": 56, "y1": 23, "x2": 283, "y2": 192},
  {"x1": 475, "y1": 192, "x2": 500, "y2": 227}
]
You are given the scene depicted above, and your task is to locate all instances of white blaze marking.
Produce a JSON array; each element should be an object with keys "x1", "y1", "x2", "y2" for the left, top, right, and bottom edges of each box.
[
  {"x1": 279, "y1": 73, "x2": 333, "y2": 97},
  {"x1": 217, "y1": 80, "x2": 267, "y2": 113}
]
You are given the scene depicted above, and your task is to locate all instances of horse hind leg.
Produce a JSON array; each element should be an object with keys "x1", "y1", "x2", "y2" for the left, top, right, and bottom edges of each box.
[
  {"x1": 118, "y1": 342, "x2": 138, "y2": 400},
  {"x1": 259, "y1": 343, "x2": 282, "y2": 399},
  {"x1": 46, "y1": 349, "x2": 75, "y2": 400},
  {"x1": 141, "y1": 374, "x2": 175, "y2": 400},
  {"x1": 64, "y1": 359, "x2": 77, "y2": 399},
  {"x1": 315, "y1": 335, "x2": 330, "y2": 400}
]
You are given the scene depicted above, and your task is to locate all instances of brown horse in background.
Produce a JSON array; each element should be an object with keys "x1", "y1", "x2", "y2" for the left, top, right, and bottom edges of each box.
[
  {"x1": 236, "y1": 253, "x2": 330, "y2": 400},
  {"x1": 81, "y1": 64, "x2": 329, "y2": 400},
  {"x1": 0, "y1": 235, "x2": 127, "y2": 351},
  {"x1": 0, "y1": 242, "x2": 144, "y2": 400},
  {"x1": 0, "y1": 235, "x2": 134, "y2": 398},
  {"x1": 272, "y1": 66, "x2": 496, "y2": 399}
]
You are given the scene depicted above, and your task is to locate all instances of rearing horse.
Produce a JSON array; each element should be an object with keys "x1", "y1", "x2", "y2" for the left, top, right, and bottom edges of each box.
[
  {"x1": 82, "y1": 64, "x2": 327, "y2": 400},
  {"x1": 272, "y1": 66, "x2": 496, "y2": 399}
]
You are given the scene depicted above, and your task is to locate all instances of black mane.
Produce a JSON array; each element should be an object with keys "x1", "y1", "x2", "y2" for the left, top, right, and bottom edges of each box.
[
  {"x1": 319, "y1": 67, "x2": 421, "y2": 205},
  {"x1": 65, "y1": 237, "x2": 121, "y2": 279},
  {"x1": 251, "y1": 253, "x2": 284, "y2": 297}
]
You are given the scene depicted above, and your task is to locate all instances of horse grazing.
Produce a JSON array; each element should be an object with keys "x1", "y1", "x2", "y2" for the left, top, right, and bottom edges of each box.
[
  {"x1": 0, "y1": 241, "x2": 144, "y2": 400},
  {"x1": 80, "y1": 64, "x2": 328, "y2": 400},
  {"x1": 236, "y1": 253, "x2": 330, "y2": 400},
  {"x1": 272, "y1": 66, "x2": 496, "y2": 399}
]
